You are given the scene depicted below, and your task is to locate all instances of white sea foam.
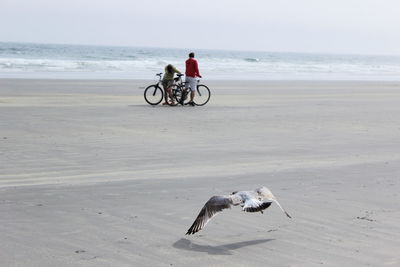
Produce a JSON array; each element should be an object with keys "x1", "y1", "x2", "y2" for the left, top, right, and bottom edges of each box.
[{"x1": 1, "y1": 42, "x2": 400, "y2": 80}]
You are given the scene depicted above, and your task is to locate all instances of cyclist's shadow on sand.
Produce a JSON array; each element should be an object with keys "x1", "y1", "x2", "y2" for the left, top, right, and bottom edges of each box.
[
  {"x1": 127, "y1": 104, "x2": 186, "y2": 108},
  {"x1": 172, "y1": 238, "x2": 274, "y2": 255},
  {"x1": 127, "y1": 104, "x2": 154, "y2": 108}
]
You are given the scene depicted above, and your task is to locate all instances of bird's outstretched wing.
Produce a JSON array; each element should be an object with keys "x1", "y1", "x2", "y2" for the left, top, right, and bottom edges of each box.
[
  {"x1": 186, "y1": 196, "x2": 232, "y2": 235},
  {"x1": 243, "y1": 198, "x2": 272, "y2": 213}
]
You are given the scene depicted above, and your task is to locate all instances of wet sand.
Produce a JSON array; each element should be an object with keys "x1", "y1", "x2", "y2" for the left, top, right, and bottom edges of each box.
[{"x1": 1, "y1": 79, "x2": 399, "y2": 266}]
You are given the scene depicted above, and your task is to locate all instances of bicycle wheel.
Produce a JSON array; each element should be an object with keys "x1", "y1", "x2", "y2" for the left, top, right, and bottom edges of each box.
[
  {"x1": 194, "y1": 84, "x2": 211, "y2": 106},
  {"x1": 174, "y1": 86, "x2": 191, "y2": 105},
  {"x1": 144, "y1": 85, "x2": 163, "y2": 105}
]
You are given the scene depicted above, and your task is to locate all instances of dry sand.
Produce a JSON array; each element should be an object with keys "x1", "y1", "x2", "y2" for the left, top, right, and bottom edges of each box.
[{"x1": 0, "y1": 79, "x2": 399, "y2": 266}]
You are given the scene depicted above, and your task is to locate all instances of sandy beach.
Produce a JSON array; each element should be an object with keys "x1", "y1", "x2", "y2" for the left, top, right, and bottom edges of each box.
[{"x1": 1, "y1": 79, "x2": 399, "y2": 266}]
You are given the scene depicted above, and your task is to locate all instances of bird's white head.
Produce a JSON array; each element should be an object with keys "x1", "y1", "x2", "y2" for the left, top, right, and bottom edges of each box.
[{"x1": 256, "y1": 186, "x2": 275, "y2": 200}]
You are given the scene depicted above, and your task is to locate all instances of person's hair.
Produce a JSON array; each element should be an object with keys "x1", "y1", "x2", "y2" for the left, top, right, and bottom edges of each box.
[
  {"x1": 166, "y1": 64, "x2": 173, "y2": 73},
  {"x1": 189, "y1": 52, "x2": 195, "y2": 58}
]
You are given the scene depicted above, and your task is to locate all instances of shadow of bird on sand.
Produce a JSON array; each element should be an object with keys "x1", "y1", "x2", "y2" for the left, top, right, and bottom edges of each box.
[{"x1": 172, "y1": 238, "x2": 274, "y2": 255}]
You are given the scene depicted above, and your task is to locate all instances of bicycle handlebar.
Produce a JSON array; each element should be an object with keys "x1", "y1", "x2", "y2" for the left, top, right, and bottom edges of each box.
[{"x1": 156, "y1": 73, "x2": 202, "y2": 80}]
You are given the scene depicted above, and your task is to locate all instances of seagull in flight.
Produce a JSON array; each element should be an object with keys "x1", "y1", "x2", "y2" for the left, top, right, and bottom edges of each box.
[{"x1": 186, "y1": 186, "x2": 291, "y2": 235}]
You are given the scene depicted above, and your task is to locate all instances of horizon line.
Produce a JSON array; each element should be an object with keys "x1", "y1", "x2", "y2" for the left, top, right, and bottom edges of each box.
[{"x1": 1, "y1": 40, "x2": 400, "y2": 58}]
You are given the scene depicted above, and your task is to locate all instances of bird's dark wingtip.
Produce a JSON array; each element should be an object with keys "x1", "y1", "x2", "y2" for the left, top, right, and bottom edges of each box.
[{"x1": 186, "y1": 229, "x2": 195, "y2": 235}]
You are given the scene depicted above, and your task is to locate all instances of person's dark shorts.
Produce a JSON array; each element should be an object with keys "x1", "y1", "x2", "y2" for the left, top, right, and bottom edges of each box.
[{"x1": 162, "y1": 79, "x2": 174, "y2": 89}]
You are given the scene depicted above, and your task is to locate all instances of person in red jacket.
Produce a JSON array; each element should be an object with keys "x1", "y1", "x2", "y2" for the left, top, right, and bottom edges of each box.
[{"x1": 185, "y1": 52, "x2": 202, "y2": 106}]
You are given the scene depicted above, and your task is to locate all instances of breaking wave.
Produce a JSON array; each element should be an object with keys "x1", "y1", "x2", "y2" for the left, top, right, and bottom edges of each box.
[{"x1": 1, "y1": 42, "x2": 400, "y2": 80}]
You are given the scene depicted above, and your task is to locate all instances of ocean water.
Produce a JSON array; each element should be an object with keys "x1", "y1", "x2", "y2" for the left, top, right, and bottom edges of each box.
[{"x1": 1, "y1": 42, "x2": 400, "y2": 80}]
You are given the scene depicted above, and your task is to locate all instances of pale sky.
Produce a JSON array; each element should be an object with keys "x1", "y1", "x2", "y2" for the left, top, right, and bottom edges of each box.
[{"x1": 1, "y1": 0, "x2": 400, "y2": 55}]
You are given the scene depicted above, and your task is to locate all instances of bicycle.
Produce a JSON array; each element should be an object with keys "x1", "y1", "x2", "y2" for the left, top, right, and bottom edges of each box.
[
  {"x1": 171, "y1": 74, "x2": 211, "y2": 106},
  {"x1": 144, "y1": 73, "x2": 211, "y2": 106}
]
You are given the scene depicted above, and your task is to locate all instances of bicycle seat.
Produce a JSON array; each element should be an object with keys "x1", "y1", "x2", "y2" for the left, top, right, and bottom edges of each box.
[
  {"x1": 176, "y1": 74, "x2": 184, "y2": 77},
  {"x1": 156, "y1": 73, "x2": 162, "y2": 76}
]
